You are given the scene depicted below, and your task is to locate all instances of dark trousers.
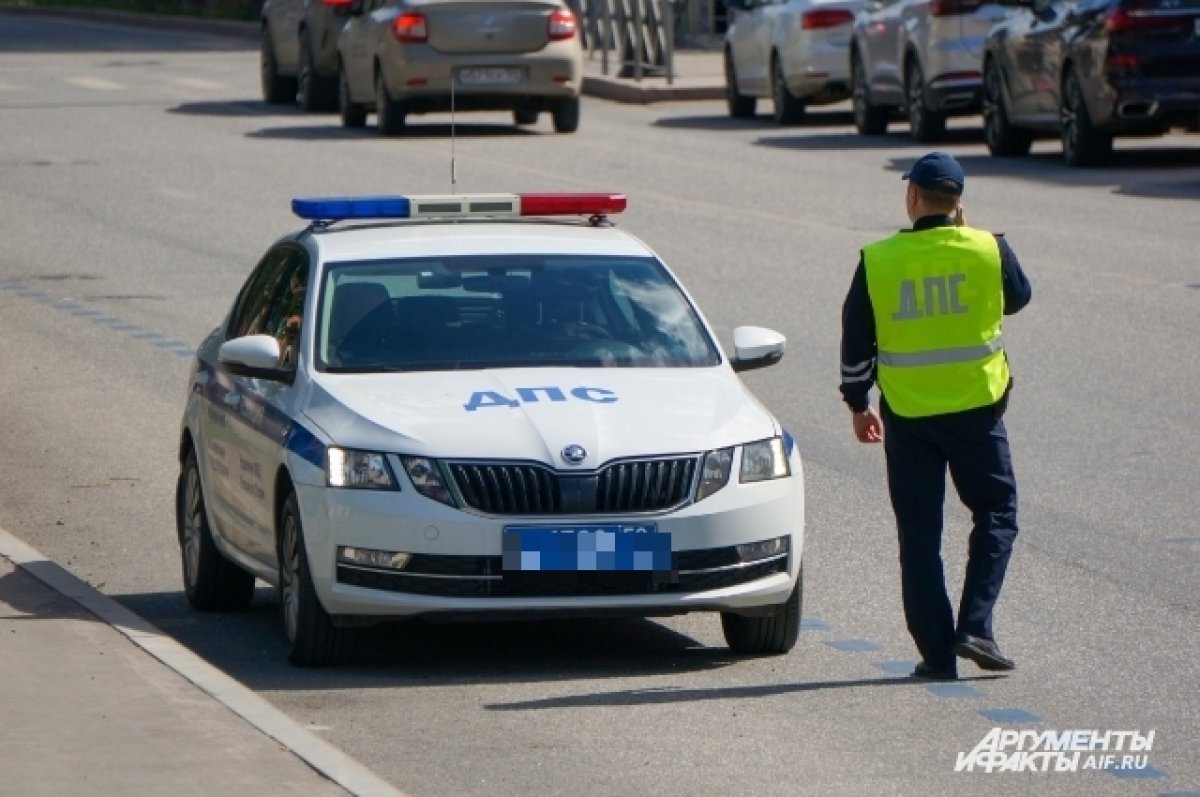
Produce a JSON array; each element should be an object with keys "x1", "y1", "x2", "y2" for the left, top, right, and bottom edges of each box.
[{"x1": 881, "y1": 399, "x2": 1019, "y2": 671}]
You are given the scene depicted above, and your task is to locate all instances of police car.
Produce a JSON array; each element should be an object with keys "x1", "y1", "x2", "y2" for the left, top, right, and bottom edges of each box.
[{"x1": 176, "y1": 193, "x2": 805, "y2": 665}]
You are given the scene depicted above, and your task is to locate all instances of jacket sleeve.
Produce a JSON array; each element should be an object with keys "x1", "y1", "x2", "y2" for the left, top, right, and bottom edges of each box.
[
  {"x1": 839, "y1": 256, "x2": 876, "y2": 413},
  {"x1": 996, "y1": 235, "x2": 1032, "y2": 315}
]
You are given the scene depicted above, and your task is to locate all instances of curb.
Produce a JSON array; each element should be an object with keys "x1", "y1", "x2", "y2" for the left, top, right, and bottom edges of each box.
[
  {"x1": 0, "y1": 526, "x2": 408, "y2": 797},
  {"x1": 581, "y1": 76, "x2": 724, "y2": 104}
]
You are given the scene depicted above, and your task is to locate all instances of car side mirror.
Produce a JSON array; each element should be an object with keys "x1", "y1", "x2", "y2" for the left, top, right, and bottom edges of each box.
[
  {"x1": 730, "y1": 326, "x2": 785, "y2": 373},
  {"x1": 219, "y1": 335, "x2": 294, "y2": 383}
]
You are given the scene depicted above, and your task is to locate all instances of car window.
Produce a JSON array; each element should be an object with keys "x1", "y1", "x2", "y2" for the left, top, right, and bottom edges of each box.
[
  {"x1": 315, "y1": 254, "x2": 721, "y2": 372},
  {"x1": 263, "y1": 255, "x2": 310, "y2": 370},
  {"x1": 228, "y1": 247, "x2": 294, "y2": 339}
]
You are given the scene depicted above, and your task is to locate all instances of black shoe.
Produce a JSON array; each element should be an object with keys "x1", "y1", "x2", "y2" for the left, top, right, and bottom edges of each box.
[
  {"x1": 955, "y1": 635, "x2": 1015, "y2": 671},
  {"x1": 912, "y1": 661, "x2": 958, "y2": 680}
]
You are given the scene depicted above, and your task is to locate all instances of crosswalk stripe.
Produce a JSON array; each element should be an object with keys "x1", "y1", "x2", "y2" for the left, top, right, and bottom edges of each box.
[{"x1": 63, "y1": 76, "x2": 127, "y2": 91}]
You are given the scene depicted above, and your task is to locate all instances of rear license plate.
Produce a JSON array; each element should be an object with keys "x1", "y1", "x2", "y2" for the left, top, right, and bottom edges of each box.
[
  {"x1": 502, "y1": 524, "x2": 671, "y2": 572},
  {"x1": 455, "y1": 67, "x2": 526, "y2": 87}
]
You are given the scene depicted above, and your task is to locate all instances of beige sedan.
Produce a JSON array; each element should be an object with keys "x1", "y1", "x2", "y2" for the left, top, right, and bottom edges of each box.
[{"x1": 337, "y1": 0, "x2": 583, "y2": 135}]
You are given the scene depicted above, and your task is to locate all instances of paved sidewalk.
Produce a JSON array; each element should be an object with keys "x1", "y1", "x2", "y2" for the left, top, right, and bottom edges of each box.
[
  {"x1": 581, "y1": 48, "x2": 725, "y2": 104},
  {"x1": 0, "y1": 530, "x2": 405, "y2": 797}
]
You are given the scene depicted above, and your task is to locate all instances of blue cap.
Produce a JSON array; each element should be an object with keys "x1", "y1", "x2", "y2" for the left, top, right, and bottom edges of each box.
[{"x1": 902, "y1": 152, "x2": 965, "y2": 196}]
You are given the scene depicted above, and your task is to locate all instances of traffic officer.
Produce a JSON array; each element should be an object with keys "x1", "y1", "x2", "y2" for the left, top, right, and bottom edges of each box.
[{"x1": 839, "y1": 152, "x2": 1032, "y2": 680}]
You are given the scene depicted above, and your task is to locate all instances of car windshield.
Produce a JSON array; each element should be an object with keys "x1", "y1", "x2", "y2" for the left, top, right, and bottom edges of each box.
[{"x1": 315, "y1": 254, "x2": 721, "y2": 372}]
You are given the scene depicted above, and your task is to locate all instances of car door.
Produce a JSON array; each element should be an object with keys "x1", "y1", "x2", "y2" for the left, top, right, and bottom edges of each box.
[
  {"x1": 862, "y1": 0, "x2": 908, "y2": 102},
  {"x1": 223, "y1": 247, "x2": 312, "y2": 571},
  {"x1": 730, "y1": 0, "x2": 775, "y2": 93},
  {"x1": 339, "y1": 0, "x2": 379, "y2": 100},
  {"x1": 1023, "y1": 0, "x2": 1074, "y2": 120}
]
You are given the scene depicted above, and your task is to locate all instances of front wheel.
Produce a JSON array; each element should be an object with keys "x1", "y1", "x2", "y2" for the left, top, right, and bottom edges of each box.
[
  {"x1": 852, "y1": 50, "x2": 888, "y2": 135},
  {"x1": 724, "y1": 50, "x2": 756, "y2": 119},
  {"x1": 298, "y1": 35, "x2": 338, "y2": 112},
  {"x1": 1061, "y1": 70, "x2": 1112, "y2": 167},
  {"x1": 375, "y1": 71, "x2": 407, "y2": 136},
  {"x1": 339, "y1": 64, "x2": 366, "y2": 129},
  {"x1": 176, "y1": 449, "x2": 255, "y2": 612},
  {"x1": 771, "y1": 55, "x2": 805, "y2": 125},
  {"x1": 906, "y1": 59, "x2": 945, "y2": 143},
  {"x1": 278, "y1": 491, "x2": 353, "y2": 666},
  {"x1": 721, "y1": 568, "x2": 802, "y2": 655},
  {"x1": 983, "y1": 61, "x2": 1033, "y2": 157},
  {"x1": 260, "y1": 29, "x2": 297, "y2": 105},
  {"x1": 551, "y1": 97, "x2": 580, "y2": 133}
]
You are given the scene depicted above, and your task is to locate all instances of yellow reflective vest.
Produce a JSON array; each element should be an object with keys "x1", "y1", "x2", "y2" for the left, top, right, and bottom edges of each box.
[{"x1": 863, "y1": 225, "x2": 1009, "y2": 418}]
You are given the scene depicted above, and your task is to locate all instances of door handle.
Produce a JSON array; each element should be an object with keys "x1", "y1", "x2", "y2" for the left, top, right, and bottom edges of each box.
[{"x1": 192, "y1": 371, "x2": 210, "y2": 394}]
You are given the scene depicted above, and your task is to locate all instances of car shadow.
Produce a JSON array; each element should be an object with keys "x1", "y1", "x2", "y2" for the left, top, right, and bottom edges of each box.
[
  {"x1": 245, "y1": 122, "x2": 542, "y2": 141},
  {"x1": 114, "y1": 587, "x2": 744, "y2": 690},
  {"x1": 653, "y1": 110, "x2": 856, "y2": 131},
  {"x1": 168, "y1": 100, "x2": 308, "y2": 118},
  {"x1": 755, "y1": 126, "x2": 986, "y2": 151}
]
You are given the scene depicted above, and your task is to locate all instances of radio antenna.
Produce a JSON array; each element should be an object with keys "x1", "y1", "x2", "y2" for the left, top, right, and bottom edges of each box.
[{"x1": 450, "y1": 70, "x2": 457, "y2": 189}]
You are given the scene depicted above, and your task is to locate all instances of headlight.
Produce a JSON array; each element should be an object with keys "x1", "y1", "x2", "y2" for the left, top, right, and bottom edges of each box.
[
  {"x1": 326, "y1": 447, "x2": 397, "y2": 490},
  {"x1": 401, "y1": 456, "x2": 455, "y2": 506},
  {"x1": 740, "y1": 437, "x2": 790, "y2": 483},
  {"x1": 695, "y1": 447, "x2": 733, "y2": 502}
]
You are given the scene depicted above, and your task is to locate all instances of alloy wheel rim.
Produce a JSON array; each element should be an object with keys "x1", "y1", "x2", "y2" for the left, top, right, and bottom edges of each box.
[
  {"x1": 182, "y1": 467, "x2": 202, "y2": 588},
  {"x1": 281, "y1": 514, "x2": 300, "y2": 643}
]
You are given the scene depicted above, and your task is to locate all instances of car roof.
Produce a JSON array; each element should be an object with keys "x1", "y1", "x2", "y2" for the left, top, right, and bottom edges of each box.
[{"x1": 300, "y1": 219, "x2": 656, "y2": 263}]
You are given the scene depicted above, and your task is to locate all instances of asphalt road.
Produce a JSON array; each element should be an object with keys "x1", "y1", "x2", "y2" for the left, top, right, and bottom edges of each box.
[{"x1": 0, "y1": 10, "x2": 1197, "y2": 797}]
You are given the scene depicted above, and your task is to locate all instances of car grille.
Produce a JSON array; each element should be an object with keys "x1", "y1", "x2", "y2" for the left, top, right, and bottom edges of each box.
[
  {"x1": 448, "y1": 456, "x2": 699, "y2": 515},
  {"x1": 336, "y1": 547, "x2": 788, "y2": 598}
]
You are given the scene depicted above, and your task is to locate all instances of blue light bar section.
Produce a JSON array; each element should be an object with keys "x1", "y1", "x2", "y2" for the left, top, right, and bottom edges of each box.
[{"x1": 292, "y1": 196, "x2": 412, "y2": 221}]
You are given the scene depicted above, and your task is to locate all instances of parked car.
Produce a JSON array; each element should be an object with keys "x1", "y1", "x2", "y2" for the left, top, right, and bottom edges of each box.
[
  {"x1": 850, "y1": 0, "x2": 1010, "y2": 140},
  {"x1": 724, "y1": 0, "x2": 865, "y2": 124},
  {"x1": 175, "y1": 193, "x2": 806, "y2": 665},
  {"x1": 336, "y1": 0, "x2": 583, "y2": 135},
  {"x1": 260, "y1": 0, "x2": 352, "y2": 110},
  {"x1": 983, "y1": 0, "x2": 1200, "y2": 166}
]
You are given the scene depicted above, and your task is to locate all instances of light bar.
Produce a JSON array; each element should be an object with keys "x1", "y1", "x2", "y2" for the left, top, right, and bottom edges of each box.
[{"x1": 291, "y1": 193, "x2": 626, "y2": 221}]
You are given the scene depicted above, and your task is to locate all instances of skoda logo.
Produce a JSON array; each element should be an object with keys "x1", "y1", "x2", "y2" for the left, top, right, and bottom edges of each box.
[{"x1": 561, "y1": 444, "x2": 587, "y2": 465}]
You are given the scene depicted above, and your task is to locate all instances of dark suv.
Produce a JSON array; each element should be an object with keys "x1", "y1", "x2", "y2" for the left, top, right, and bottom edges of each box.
[{"x1": 982, "y1": 0, "x2": 1200, "y2": 165}]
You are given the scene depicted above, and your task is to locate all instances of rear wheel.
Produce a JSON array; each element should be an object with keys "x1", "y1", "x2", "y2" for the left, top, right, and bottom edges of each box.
[
  {"x1": 721, "y1": 568, "x2": 802, "y2": 655},
  {"x1": 298, "y1": 34, "x2": 338, "y2": 112},
  {"x1": 278, "y1": 491, "x2": 354, "y2": 666},
  {"x1": 906, "y1": 59, "x2": 945, "y2": 143},
  {"x1": 1061, "y1": 69, "x2": 1112, "y2": 167},
  {"x1": 724, "y1": 50, "x2": 756, "y2": 119},
  {"x1": 260, "y1": 29, "x2": 297, "y2": 105},
  {"x1": 375, "y1": 70, "x2": 407, "y2": 136},
  {"x1": 339, "y1": 63, "x2": 366, "y2": 128},
  {"x1": 176, "y1": 449, "x2": 255, "y2": 612},
  {"x1": 983, "y1": 60, "x2": 1033, "y2": 157},
  {"x1": 852, "y1": 49, "x2": 888, "y2": 135},
  {"x1": 551, "y1": 97, "x2": 580, "y2": 133},
  {"x1": 771, "y1": 55, "x2": 806, "y2": 125}
]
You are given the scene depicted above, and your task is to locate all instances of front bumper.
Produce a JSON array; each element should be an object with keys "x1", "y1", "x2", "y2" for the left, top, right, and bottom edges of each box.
[{"x1": 294, "y1": 456, "x2": 804, "y2": 620}]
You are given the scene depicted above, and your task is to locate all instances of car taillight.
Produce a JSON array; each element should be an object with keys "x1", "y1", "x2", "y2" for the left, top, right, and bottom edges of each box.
[
  {"x1": 931, "y1": 0, "x2": 986, "y2": 16},
  {"x1": 1103, "y1": 7, "x2": 1187, "y2": 32},
  {"x1": 549, "y1": 8, "x2": 577, "y2": 40},
  {"x1": 801, "y1": 8, "x2": 855, "y2": 29},
  {"x1": 393, "y1": 11, "x2": 428, "y2": 43},
  {"x1": 322, "y1": 0, "x2": 352, "y2": 6}
]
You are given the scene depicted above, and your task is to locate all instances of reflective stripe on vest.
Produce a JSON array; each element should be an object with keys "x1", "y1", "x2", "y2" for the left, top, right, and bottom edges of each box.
[{"x1": 863, "y1": 225, "x2": 1009, "y2": 418}]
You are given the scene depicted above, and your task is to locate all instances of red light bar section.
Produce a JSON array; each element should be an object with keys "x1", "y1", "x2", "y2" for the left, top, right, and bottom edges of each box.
[
  {"x1": 801, "y1": 8, "x2": 854, "y2": 29},
  {"x1": 520, "y1": 193, "x2": 627, "y2": 216}
]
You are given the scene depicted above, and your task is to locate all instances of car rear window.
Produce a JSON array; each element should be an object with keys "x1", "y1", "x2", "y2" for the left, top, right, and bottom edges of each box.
[{"x1": 315, "y1": 254, "x2": 721, "y2": 372}]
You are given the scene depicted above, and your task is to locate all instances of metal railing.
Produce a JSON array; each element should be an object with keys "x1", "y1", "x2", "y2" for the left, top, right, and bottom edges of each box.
[{"x1": 574, "y1": 0, "x2": 675, "y2": 83}]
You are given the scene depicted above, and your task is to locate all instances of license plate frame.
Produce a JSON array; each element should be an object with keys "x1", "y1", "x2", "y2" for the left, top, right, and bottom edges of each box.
[
  {"x1": 502, "y1": 523, "x2": 671, "y2": 573},
  {"x1": 455, "y1": 67, "x2": 526, "y2": 87}
]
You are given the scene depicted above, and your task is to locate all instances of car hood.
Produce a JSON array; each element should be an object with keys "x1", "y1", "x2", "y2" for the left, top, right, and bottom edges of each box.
[{"x1": 302, "y1": 367, "x2": 777, "y2": 465}]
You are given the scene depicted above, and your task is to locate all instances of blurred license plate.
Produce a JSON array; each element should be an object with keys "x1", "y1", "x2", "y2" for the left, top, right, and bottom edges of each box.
[
  {"x1": 502, "y1": 524, "x2": 671, "y2": 572},
  {"x1": 456, "y1": 67, "x2": 525, "y2": 87}
]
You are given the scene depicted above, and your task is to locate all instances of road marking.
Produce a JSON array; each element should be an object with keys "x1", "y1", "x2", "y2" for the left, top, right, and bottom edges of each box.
[
  {"x1": 173, "y1": 77, "x2": 226, "y2": 90},
  {"x1": 823, "y1": 638, "x2": 881, "y2": 652},
  {"x1": 1107, "y1": 763, "x2": 1167, "y2": 779},
  {"x1": 63, "y1": 75, "x2": 127, "y2": 91},
  {"x1": 925, "y1": 683, "x2": 984, "y2": 699},
  {"x1": 873, "y1": 660, "x2": 918, "y2": 675},
  {"x1": 977, "y1": 707, "x2": 1042, "y2": 724}
]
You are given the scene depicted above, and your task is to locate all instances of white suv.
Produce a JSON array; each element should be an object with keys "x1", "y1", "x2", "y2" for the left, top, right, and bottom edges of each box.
[{"x1": 849, "y1": 0, "x2": 1009, "y2": 140}]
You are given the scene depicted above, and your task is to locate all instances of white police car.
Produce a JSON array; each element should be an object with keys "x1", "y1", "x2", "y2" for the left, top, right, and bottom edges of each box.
[{"x1": 176, "y1": 193, "x2": 805, "y2": 665}]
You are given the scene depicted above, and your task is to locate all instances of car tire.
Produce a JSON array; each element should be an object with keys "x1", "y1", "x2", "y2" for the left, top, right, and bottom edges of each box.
[
  {"x1": 771, "y1": 55, "x2": 805, "y2": 126},
  {"x1": 1061, "y1": 69, "x2": 1112, "y2": 167},
  {"x1": 983, "y1": 60, "x2": 1033, "y2": 157},
  {"x1": 176, "y1": 449, "x2": 255, "y2": 612},
  {"x1": 513, "y1": 106, "x2": 539, "y2": 126},
  {"x1": 261, "y1": 28, "x2": 298, "y2": 105},
  {"x1": 375, "y1": 70, "x2": 407, "y2": 136},
  {"x1": 299, "y1": 34, "x2": 339, "y2": 113},
  {"x1": 852, "y1": 49, "x2": 888, "y2": 135},
  {"x1": 906, "y1": 59, "x2": 946, "y2": 143},
  {"x1": 339, "y1": 64, "x2": 366, "y2": 128},
  {"x1": 278, "y1": 490, "x2": 354, "y2": 666},
  {"x1": 721, "y1": 567, "x2": 802, "y2": 655},
  {"x1": 551, "y1": 97, "x2": 580, "y2": 133},
  {"x1": 724, "y1": 50, "x2": 756, "y2": 119}
]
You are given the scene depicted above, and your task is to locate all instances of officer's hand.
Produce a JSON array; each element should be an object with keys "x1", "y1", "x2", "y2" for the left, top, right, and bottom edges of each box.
[{"x1": 852, "y1": 407, "x2": 883, "y2": 444}]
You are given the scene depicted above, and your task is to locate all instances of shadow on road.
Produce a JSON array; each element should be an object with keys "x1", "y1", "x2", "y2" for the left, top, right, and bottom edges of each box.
[
  {"x1": 653, "y1": 110, "x2": 856, "y2": 131},
  {"x1": 169, "y1": 100, "x2": 306, "y2": 118},
  {"x1": 246, "y1": 122, "x2": 541, "y2": 140},
  {"x1": 115, "y1": 587, "x2": 742, "y2": 690}
]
